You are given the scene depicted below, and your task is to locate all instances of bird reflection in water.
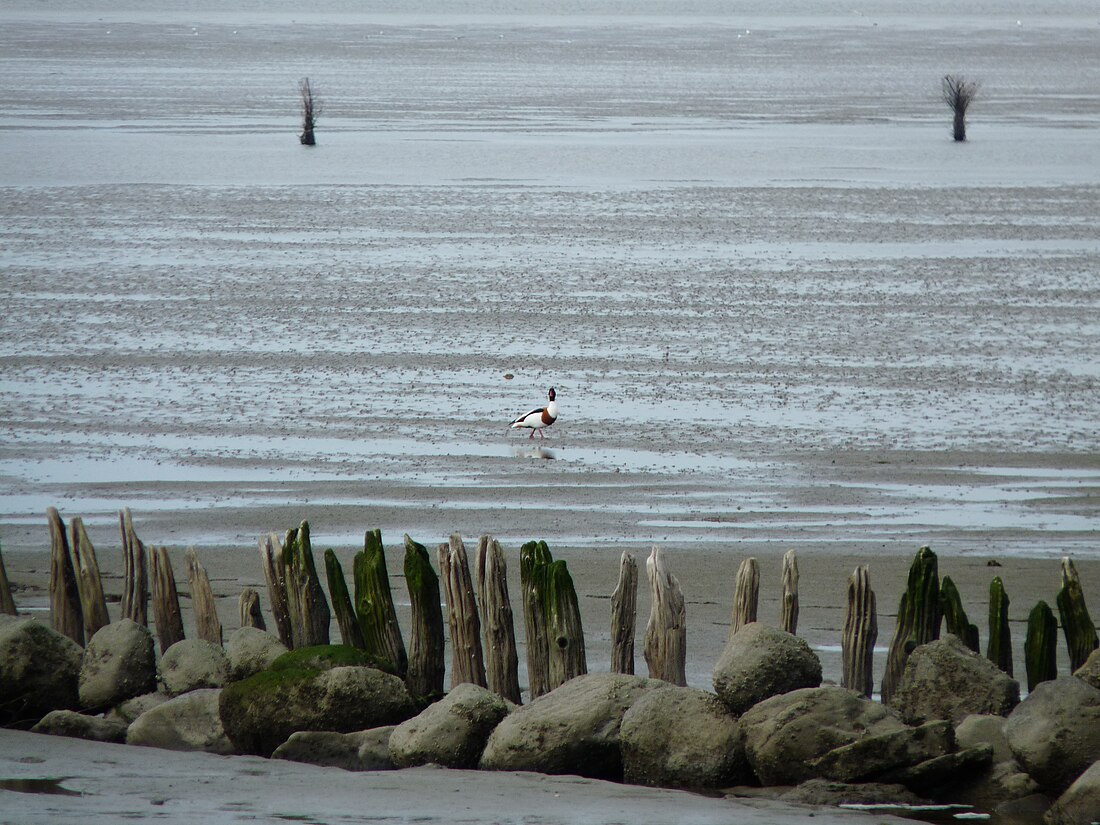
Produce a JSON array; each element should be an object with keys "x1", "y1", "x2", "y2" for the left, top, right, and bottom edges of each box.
[{"x1": 513, "y1": 445, "x2": 557, "y2": 461}]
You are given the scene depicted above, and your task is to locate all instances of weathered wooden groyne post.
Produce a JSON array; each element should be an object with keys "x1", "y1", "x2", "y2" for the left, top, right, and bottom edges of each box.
[
  {"x1": 119, "y1": 508, "x2": 148, "y2": 626},
  {"x1": 644, "y1": 546, "x2": 686, "y2": 686},
  {"x1": 438, "y1": 533, "x2": 486, "y2": 688},
  {"x1": 987, "y1": 577, "x2": 1013, "y2": 676},
  {"x1": 842, "y1": 565, "x2": 877, "y2": 698},
  {"x1": 882, "y1": 545, "x2": 941, "y2": 705},
  {"x1": 259, "y1": 533, "x2": 293, "y2": 649},
  {"x1": 730, "y1": 557, "x2": 759, "y2": 637},
  {"x1": 186, "y1": 548, "x2": 222, "y2": 645},
  {"x1": 520, "y1": 540, "x2": 553, "y2": 699},
  {"x1": 47, "y1": 508, "x2": 84, "y2": 645},
  {"x1": 355, "y1": 529, "x2": 408, "y2": 676},
  {"x1": 780, "y1": 549, "x2": 799, "y2": 635},
  {"x1": 610, "y1": 551, "x2": 638, "y2": 675},
  {"x1": 151, "y1": 546, "x2": 185, "y2": 652},
  {"x1": 1025, "y1": 600, "x2": 1058, "y2": 691},
  {"x1": 940, "y1": 575, "x2": 979, "y2": 652},
  {"x1": 1057, "y1": 557, "x2": 1099, "y2": 671},
  {"x1": 238, "y1": 587, "x2": 266, "y2": 631},
  {"x1": 542, "y1": 559, "x2": 587, "y2": 691},
  {"x1": 324, "y1": 550, "x2": 365, "y2": 649},
  {"x1": 476, "y1": 535, "x2": 521, "y2": 704},
  {"x1": 0, "y1": 542, "x2": 16, "y2": 616},
  {"x1": 69, "y1": 517, "x2": 111, "y2": 640},
  {"x1": 283, "y1": 522, "x2": 331, "y2": 648},
  {"x1": 404, "y1": 534, "x2": 445, "y2": 701}
]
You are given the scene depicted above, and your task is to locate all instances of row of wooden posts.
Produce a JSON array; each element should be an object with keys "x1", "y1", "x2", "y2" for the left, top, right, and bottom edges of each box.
[{"x1": 2, "y1": 508, "x2": 1097, "y2": 705}]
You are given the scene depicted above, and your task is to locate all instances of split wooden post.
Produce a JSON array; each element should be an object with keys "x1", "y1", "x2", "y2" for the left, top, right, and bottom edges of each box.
[
  {"x1": 610, "y1": 551, "x2": 638, "y2": 675},
  {"x1": 238, "y1": 587, "x2": 266, "y2": 631},
  {"x1": 151, "y1": 546, "x2": 185, "y2": 653},
  {"x1": 643, "y1": 546, "x2": 686, "y2": 686},
  {"x1": 841, "y1": 565, "x2": 877, "y2": 698},
  {"x1": 520, "y1": 540, "x2": 553, "y2": 699},
  {"x1": 404, "y1": 534, "x2": 445, "y2": 701},
  {"x1": 0, "y1": 541, "x2": 17, "y2": 615},
  {"x1": 354, "y1": 529, "x2": 407, "y2": 676},
  {"x1": 476, "y1": 535, "x2": 521, "y2": 704},
  {"x1": 542, "y1": 559, "x2": 587, "y2": 690},
  {"x1": 940, "y1": 575, "x2": 979, "y2": 652},
  {"x1": 259, "y1": 533, "x2": 293, "y2": 649},
  {"x1": 882, "y1": 545, "x2": 941, "y2": 705},
  {"x1": 282, "y1": 521, "x2": 330, "y2": 648},
  {"x1": 1025, "y1": 600, "x2": 1058, "y2": 691},
  {"x1": 119, "y1": 508, "x2": 148, "y2": 626},
  {"x1": 730, "y1": 557, "x2": 760, "y2": 637},
  {"x1": 186, "y1": 548, "x2": 222, "y2": 645},
  {"x1": 1057, "y1": 557, "x2": 1099, "y2": 671},
  {"x1": 47, "y1": 508, "x2": 84, "y2": 646},
  {"x1": 437, "y1": 533, "x2": 486, "y2": 688},
  {"x1": 324, "y1": 549, "x2": 365, "y2": 649},
  {"x1": 780, "y1": 549, "x2": 799, "y2": 635},
  {"x1": 986, "y1": 576, "x2": 1013, "y2": 676},
  {"x1": 69, "y1": 517, "x2": 111, "y2": 640}
]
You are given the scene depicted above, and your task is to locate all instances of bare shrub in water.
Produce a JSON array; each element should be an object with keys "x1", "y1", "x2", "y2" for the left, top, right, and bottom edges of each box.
[
  {"x1": 942, "y1": 74, "x2": 979, "y2": 142},
  {"x1": 299, "y1": 77, "x2": 322, "y2": 146}
]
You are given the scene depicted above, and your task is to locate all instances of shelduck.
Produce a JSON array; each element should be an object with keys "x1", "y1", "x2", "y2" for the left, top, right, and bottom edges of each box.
[{"x1": 511, "y1": 387, "x2": 558, "y2": 439}]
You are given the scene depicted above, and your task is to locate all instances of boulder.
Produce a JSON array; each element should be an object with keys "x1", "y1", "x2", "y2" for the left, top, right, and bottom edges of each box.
[
  {"x1": 224, "y1": 627, "x2": 287, "y2": 681},
  {"x1": 891, "y1": 635, "x2": 1019, "y2": 725},
  {"x1": 779, "y1": 779, "x2": 924, "y2": 807},
  {"x1": 739, "y1": 685, "x2": 907, "y2": 786},
  {"x1": 712, "y1": 622, "x2": 822, "y2": 715},
  {"x1": 620, "y1": 685, "x2": 749, "y2": 789},
  {"x1": 158, "y1": 639, "x2": 230, "y2": 696},
  {"x1": 31, "y1": 710, "x2": 128, "y2": 743},
  {"x1": 126, "y1": 688, "x2": 234, "y2": 754},
  {"x1": 809, "y1": 720, "x2": 954, "y2": 783},
  {"x1": 1004, "y1": 677, "x2": 1100, "y2": 795},
  {"x1": 955, "y1": 713, "x2": 1014, "y2": 763},
  {"x1": 879, "y1": 745, "x2": 994, "y2": 796},
  {"x1": 950, "y1": 760, "x2": 1040, "y2": 812},
  {"x1": 1045, "y1": 760, "x2": 1100, "y2": 825},
  {"x1": 479, "y1": 673, "x2": 665, "y2": 780},
  {"x1": 389, "y1": 683, "x2": 510, "y2": 769},
  {"x1": 105, "y1": 691, "x2": 169, "y2": 725},
  {"x1": 273, "y1": 727, "x2": 397, "y2": 771},
  {"x1": 0, "y1": 616, "x2": 83, "y2": 726},
  {"x1": 1074, "y1": 648, "x2": 1100, "y2": 691},
  {"x1": 78, "y1": 619, "x2": 157, "y2": 711},
  {"x1": 219, "y1": 665, "x2": 416, "y2": 757}
]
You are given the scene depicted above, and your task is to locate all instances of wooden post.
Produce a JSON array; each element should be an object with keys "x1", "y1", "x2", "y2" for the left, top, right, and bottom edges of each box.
[
  {"x1": 1025, "y1": 600, "x2": 1058, "y2": 691},
  {"x1": 610, "y1": 551, "x2": 638, "y2": 675},
  {"x1": 186, "y1": 548, "x2": 222, "y2": 645},
  {"x1": 841, "y1": 565, "x2": 877, "y2": 699},
  {"x1": 119, "y1": 508, "x2": 148, "y2": 626},
  {"x1": 437, "y1": 534, "x2": 486, "y2": 688},
  {"x1": 324, "y1": 550, "x2": 365, "y2": 649},
  {"x1": 730, "y1": 557, "x2": 759, "y2": 637},
  {"x1": 0, "y1": 541, "x2": 16, "y2": 615},
  {"x1": 404, "y1": 534, "x2": 445, "y2": 701},
  {"x1": 520, "y1": 540, "x2": 553, "y2": 699},
  {"x1": 643, "y1": 546, "x2": 686, "y2": 686},
  {"x1": 259, "y1": 533, "x2": 293, "y2": 649},
  {"x1": 151, "y1": 546, "x2": 185, "y2": 653},
  {"x1": 282, "y1": 521, "x2": 330, "y2": 648},
  {"x1": 69, "y1": 517, "x2": 111, "y2": 640},
  {"x1": 987, "y1": 576, "x2": 1013, "y2": 676},
  {"x1": 354, "y1": 529, "x2": 407, "y2": 675},
  {"x1": 47, "y1": 508, "x2": 84, "y2": 645},
  {"x1": 542, "y1": 559, "x2": 587, "y2": 690},
  {"x1": 239, "y1": 587, "x2": 266, "y2": 631},
  {"x1": 1057, "y1": 557, "x2": 1099, "y2": 671},
  {"x1": 780, "y1": 549, "x2": 799, "y2": 635},
  {"x1": 476, "y1": 535, "x2": 521, "y2": 704},
  {"x1": 882, "y1": 546, "x2": 941, "y2": 705},
  {"x1": 940, "y1": 575, "x2": 979, "y2": 652}
]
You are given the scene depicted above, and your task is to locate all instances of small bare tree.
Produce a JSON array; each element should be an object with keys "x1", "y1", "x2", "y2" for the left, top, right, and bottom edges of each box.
[
  {"x1": 299, "y1": 77, "x2": 322, "y2": 146},
  {"x1": 942, "y1": 74, "x2": 979, "y2": 142}
]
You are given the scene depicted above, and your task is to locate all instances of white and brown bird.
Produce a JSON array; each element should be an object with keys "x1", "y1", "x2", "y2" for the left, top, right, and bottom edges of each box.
[{"x1": 511, "y1": 387, "x2": 558, "y2": 439}]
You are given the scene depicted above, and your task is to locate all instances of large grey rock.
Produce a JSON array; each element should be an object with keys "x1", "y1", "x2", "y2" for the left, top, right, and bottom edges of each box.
[
  {"x1": 712, "y1": 622, "x2": 822, "y2": 715},
  {"x1": 105, "y1": 691, "x2": 169, "y2": 725},
  {"x1": 479, "y1": 673, "x2": 665, "y2": 781},
  {"x1": 1045, "y1": 759, "x2": 1100, "y2": 825},
  {"x1": 879, "y1": 745, "x2": 994, "y2": 797},
  {"x1": 950, "y1": 761, "x2": 1040, "y2": 813},
  {"x1": 1005, "y1": 677, "x2": 1100, "y2": 795},
  {"x1": 955, "y1": 713, "x2": 1014, "y2": 763},
  {"x1": 892, "y1": 635, "x2": 1020, "y2": 725},
  {"x1": 809, "y1": 720, "x2": 955, "y2": 783},
  {"x1": 0, "y1": 616, "x2": 83, "y2": 726},
  {"x1": 620, "y1": 685, "x2": 749, "y2": 789},
  {"x1": 739, "y1": 685, "x2": 907, "y2": 786},
  {"x1": 390, "y1": 683, "x2": 509, "y2": 769},
  {"x1": 273, "y1": 727, "x2": 397, "y2": 771},
  {"x1": 79, "y1": 619, "x2": 157, "y2": 711},
  {"x1": 780, "y1": 779, "x2": 924, "y2": 807},
  {"x1": 1074, "y1": 648, "x2": 1100, "y2": 691},
  {"x1": 224, "y1": 627, "x2": 287, "y2": 681},
  {"x1": 158, "y1": 639, "x2": 230, "y2": 696},
  {"x1": 219, "y1": 665, "x2": 417, "y2": 757},
  {"x1": 31, "y1": 709, "x2": 128, "y2": 743},
  {"x1": 126, "y1": 688, "x2": 234, "y2": 754}
]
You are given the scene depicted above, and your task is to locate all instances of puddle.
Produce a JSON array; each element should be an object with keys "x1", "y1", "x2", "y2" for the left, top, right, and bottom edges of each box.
[{"x1": 0, "y1": 777, "x2": 82, "y2": 796}]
